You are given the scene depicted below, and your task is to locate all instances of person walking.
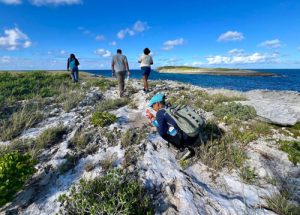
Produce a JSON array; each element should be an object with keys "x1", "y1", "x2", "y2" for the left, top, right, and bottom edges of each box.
[
  {"x1": 67, "y1": 53, "x2": 80, "y2": 83},
  {"x1": 111, "y1": 49, "x2": 130, "y2": 97},
  {"x1": 138, "y1": 48, "x2": 153, "y2": 93}
]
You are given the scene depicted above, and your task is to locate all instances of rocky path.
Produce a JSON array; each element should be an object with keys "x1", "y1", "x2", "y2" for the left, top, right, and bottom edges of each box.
[{"x1": 1, "y1": 80, "x2": 299, "y2": 215}]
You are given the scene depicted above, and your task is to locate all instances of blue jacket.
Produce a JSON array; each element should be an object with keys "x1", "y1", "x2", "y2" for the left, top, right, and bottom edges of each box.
[{"x1": 156, "y1": 109, "x2": 197, "y2": 146}]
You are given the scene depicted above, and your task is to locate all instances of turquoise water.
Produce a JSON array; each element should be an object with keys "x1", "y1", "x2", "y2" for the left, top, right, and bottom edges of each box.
[{"x1": 85, "y1": 69, "x2": 300, "y2": 92}]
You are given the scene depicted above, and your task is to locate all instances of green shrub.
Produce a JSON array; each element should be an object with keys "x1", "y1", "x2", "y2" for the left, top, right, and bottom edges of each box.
[
  {"x1": 266, "y1": 193, "x2": 300, "y2": 215},
  {"x1": 0, "y1": 151, "x2": 36, "y2": 206},
  {"x1": 239, "y1": 166, "x2": 257, "y2": 184},
  {"x1": 36, "y1": 126, "x2": 66, "y2": 150},
  {"x1": 99, "y1": 153, "x2": 118, "y2": 170},
  {"x1": 213, "y1": 102, "x2": 256, "y2": 121},
  {"x1": 0, "y1": 107, "x2": 43, "y2": 141},
  {"x1": 279, "y1": 141, "x2": 300, "y2": 165},
  {"x1": 91, "y1": 111, "x2": 117, "y2": 127},
  {"x1": 58, "y1": 169, "x2": 153, "y2": 215},
  {"x1": 96, "y1": 98, "x2": 129, "y2": 112}
]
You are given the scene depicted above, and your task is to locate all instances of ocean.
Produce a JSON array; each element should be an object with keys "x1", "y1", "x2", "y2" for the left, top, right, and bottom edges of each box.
[{"x1": 84, "y1": 69, "x2": 300, "y2": 92}]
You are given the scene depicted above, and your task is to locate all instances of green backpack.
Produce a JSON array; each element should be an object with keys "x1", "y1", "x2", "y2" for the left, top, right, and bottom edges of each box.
[{"x1": 165, "y1": 105, "x2": 204, "y2": 137}]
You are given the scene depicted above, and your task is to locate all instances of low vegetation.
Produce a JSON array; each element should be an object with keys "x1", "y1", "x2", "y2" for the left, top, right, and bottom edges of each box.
[
  {"x1": 91, "y1": 111, "x2": 117, "y2": 127},
  {"x1": 68, "y1": 129, "x2": 92, "y2": 151},
  {"x1": 99, "y1": 153, "x2": 118, "y2": 170},
  {"x1": 239, "y1": 166, "x2": 257, "y2": 184},
  {"x1": 0, "y1": 151, "x2": 36, "y2": 207},
  {"x1": 58, "y1": 169, "x2": 153, "y2": 215},
  {"x1": 279, "y1": 140, "x2": 300, "y2": 165},
  {"x1": 265, "y1": 192, "x2": 300, "y2": 215},
  {"x1": 213, "y1": 102, "x2": 256, "y2": 122},
  {"x1": 96, "y1": 98, "x2": 129, "y2": 112},
  {"x1": 0, "y1": 106, "x2": 43, "y2": 141},
  {"x1": 35, "y1": 125, "x2": 66, "y2": 150}
]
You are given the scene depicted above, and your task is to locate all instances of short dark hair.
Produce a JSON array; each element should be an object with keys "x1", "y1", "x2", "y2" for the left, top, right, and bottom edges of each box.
[
  {"x1": 144, "y1": 48, "x2": 150, "y2": 55},
  {"x1": 117, "y1": 49, "x2": 122, "y2": 54},
  {"x1": 70, "y1": 53, "x2": 75, "y2": 59}
]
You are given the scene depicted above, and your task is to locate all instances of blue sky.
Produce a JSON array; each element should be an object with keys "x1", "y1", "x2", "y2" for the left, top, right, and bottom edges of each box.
[{"x1": 0, "y1": 0, "x2": 300, "y2": 70}]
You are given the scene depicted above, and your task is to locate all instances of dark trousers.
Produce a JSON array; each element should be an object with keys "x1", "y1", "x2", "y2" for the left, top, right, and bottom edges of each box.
[
  {"x1": 71, "y1": 67, "x2": 79, "y2": 82},
  {"x1": 117, "y1": 71, "x2": 126, "y2": 96}
]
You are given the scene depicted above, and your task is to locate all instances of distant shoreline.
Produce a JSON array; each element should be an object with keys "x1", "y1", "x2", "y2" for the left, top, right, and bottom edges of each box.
[{"x1": 156, "y1": 67, "x2": 278, "y2": 77}]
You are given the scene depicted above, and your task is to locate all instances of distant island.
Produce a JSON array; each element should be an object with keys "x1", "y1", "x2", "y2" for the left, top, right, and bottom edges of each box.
[{"x1": 156, "y1": 66, "x2": 277, "y2": 77}]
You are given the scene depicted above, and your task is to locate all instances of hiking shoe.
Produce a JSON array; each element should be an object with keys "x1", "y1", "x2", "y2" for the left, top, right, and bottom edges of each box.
[{"x1": 175, "y1": 148, "x2": 192, "y2": 160}]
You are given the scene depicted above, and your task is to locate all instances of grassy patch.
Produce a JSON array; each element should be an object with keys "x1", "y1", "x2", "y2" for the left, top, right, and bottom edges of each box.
[
  {"x1": 286, "y1": 123, "x2": 300, "y2": 138},
  {"x1": 279, "y1": 140, "x2": 300, "y2": 165},
  {"x1": 35, "y1": 125, "x2": 66, "y2": 150},
  {"x1": 121, "y1": 128, "x2": 147, "y2": 149},
  {"x1": 96, "y1": 98, "x2": 129, "y2": 112},
  {"x1": 68, "y1": 129, "x2": 92, "y2": 151},
  {"x1": 58, "y1": 169, "x2": 153, "y2": 214},
  {"x1": 213, "y1": 102, "x2": 256, "y2": 122},
  {"x1": 94, "y1": 78, "x2": 118, "y2": 91},
  {"x1": 231, "y1": 126, "x2": 258, "y2": 144},
  {"x1": 0, "y1": 106, "x2": 43, "y2": 141},
  {"x1": 239, "y1": 166, "x2": 257, "y2": 184},
  {"x1": 265, "y1": 193, "x2": 300, "y2": 215},
  {"x1": 59, "y1": 153, "x2": 80, "y2": 174},
  {"x1": 91, "y1": 111, "x2": 117, "y2": 127},
  {"x1": 99, "y1": 153, "x2": 118, "y2": 170},
  {"x1": 197, "y1": 133, "x2": 247, "y2": 171},
  {"x1": 0, "y1": 151, "x2": 36, "y2": 207},
  {"x1": 62, "y1": 91, "x2": 86, "y2": 112}
]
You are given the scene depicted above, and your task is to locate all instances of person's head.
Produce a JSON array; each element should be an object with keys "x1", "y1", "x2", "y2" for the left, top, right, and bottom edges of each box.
[
  {"x1": 144, "y1": 48, "x2": 151, "y2": 55},
  {"x1": 148, "y1": 93, "x2": 165, "y2": 112},
  {"x1": 70, "y1": 53, "x2": 75, "y2": 59},
  {"x1": 117, "y1": 49, "x2": 122, "y2": 54}
]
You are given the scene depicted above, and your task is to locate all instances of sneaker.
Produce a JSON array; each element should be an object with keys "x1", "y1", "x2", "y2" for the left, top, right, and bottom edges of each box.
[{"x1": 175, "y1": 148, "x2": 192, "y2": 160}]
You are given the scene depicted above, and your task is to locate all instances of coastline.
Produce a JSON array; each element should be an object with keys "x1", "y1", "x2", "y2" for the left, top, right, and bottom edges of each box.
[{"x1": 156, "y1": 68, "x2": 277, "y2": 77}]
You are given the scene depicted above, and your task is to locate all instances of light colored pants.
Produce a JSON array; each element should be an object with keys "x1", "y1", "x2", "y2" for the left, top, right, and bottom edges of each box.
[{"x1": 117, "y1": 71, "x2": 126, "y2": 96}]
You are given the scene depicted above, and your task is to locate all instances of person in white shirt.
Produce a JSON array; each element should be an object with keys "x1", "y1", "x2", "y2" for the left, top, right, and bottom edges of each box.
[
  {"x1": 111, "y1": 49, "x2": 130, "y2": 97},
  {"x1": 138, "y1": 48, "x2": 153, "y2": 92}
]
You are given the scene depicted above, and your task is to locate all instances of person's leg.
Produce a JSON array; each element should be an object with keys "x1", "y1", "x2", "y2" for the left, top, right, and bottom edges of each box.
[
  {"x1": 142, "y1": 75, "x2": 147, "y2": 91},
  {"x1": 145, "y1": 74, "x2": 149, "y2": 91},
  {"x1": 75, "y1": 69, "x2": 79, "y2": 82},
  {"x1": 117, "y1": 71, "x2": 125, "y2": 97},
  {"x1": 71, "y1": 69, "x2": 76, "y2": 82}
]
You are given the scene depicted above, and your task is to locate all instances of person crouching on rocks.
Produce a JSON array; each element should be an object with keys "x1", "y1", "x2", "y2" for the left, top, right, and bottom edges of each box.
[
  {"x1": 67, "y1": 53, "x2": 80, "y2": 83},
  {"x1": 146, "y1": 93, "x2": 198, "y2": 160}
]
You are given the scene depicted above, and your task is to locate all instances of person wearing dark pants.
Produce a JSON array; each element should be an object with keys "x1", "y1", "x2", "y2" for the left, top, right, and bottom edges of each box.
[
  {"x1": 111, "y1": 49, "x2": 130, "y2": 97},
  {"x1": 147, "y1": 93, "x2": 197, "y2": 159},
  {"x1": 138, "y1": 48, "x2": 153, "y2": 93},
  {"x1": 67, "y1": 53, "x2": 80, "y2": 83}
]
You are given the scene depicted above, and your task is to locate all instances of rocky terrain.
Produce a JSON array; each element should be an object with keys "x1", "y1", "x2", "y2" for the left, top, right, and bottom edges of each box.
[{"x1": 0, "y1": 72, "x2": 299, "y2": 215}]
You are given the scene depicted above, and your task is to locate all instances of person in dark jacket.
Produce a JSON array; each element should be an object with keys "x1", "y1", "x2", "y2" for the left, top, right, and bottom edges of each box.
[
  {"x1": 67, "y1": 53, "x2": 80, "y2": 83},
  {"x1": 147, "y1": 93, "x2": 197, "y2": 159}
]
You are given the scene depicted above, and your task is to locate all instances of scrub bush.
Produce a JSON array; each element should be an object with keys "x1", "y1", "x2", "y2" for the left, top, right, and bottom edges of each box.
[
  {"x1": 213, "y1": 102, "x2": 256, "y2": 121},
  {"x1": 58, "y1": 169, "x2": 153, "y2": 215},
  {"x1": 91, "y1": 111, "x2": 117, "y2": 127},
  {"x1": 35, "y1": 125, "x2": 66, "y2": 150},
  {"x1": 96, "y1": 98, "x2": 129, "y2": 112},
  {"x1": 0, "y1": 151, "x2": 36, "y2": 207}
]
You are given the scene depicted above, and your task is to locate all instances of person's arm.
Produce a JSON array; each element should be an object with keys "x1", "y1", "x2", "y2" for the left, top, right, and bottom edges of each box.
[
  {"x1": 138, "y1": 55, "x2": 142, "y2": 63},
  {"x1": 156, "y1": 110, "x2": 169, "y2": 137},
  {"x1": 67, "y1": 58, "x2": 69, "y2": 71},
  {"x1": 124, "y1": 56, "x2": 130, "y2": 76},
  {"x1": 111, "y1": 57, "x2": 115, "y2": 77},
  {"x1": 75, "y1": 58, "x2": 80, "y2": 66},
  {"x1": 150, "y1": 56, "x2": 153, "y2": 65}
]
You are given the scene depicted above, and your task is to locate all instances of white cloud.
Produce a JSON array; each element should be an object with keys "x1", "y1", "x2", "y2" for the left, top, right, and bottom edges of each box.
[
  {"x1": 0, "y1": 27, "x2": 32, "y2": 50},
  {"x1": 30, "y1": 0, "x2": 81, "y2": 6},
  {"x1": 0, "y1": 0, "x2": 21, "y2": 4},
  {"x1": 95, "y1": 35, "x2": 105, "y2": 41},
  {"x1": 228, "y1": 48, "x2": 244, "y2": 56},
  {"x1": 117, "y1": 21, "x2": 149, "y2": 39},
  {"x1": 0, "y1": 56, "x2": 11, "y2": 63},
  {"x1": 162, "y1": 38, "x2": 185, "y2": 50},
  {"x1": 109, "y1": 41, "x2": 117, "y2": 46},
  {"x1": 258, "y1": 39, "x2": 282, "y2": 48},
  {"x1": 94, "y1": 49, "x2": 112, "y2": 58},
  {"x1": 217, "y1": 31, "x2": 245, "y2": 42},
  {"x1": 192, "y1": 61, "x2": 204, "y2": 67},
  {"x1": 206, "y1": 52, "x2": 277, "y2": 65}
]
